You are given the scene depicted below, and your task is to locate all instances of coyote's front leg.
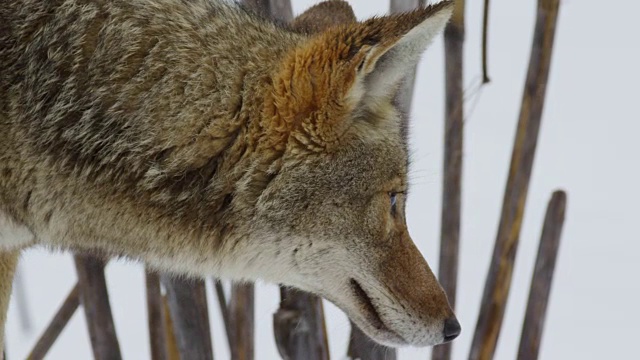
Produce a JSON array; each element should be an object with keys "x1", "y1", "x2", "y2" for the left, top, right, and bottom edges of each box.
[{"x1": 0, "y1": 251, "x2": 18, "y2": 360}]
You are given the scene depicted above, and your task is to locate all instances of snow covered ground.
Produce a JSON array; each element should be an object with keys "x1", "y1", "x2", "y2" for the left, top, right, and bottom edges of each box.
[{"x1": 5, "y1": 0, "x2": 640, "y2": 359}]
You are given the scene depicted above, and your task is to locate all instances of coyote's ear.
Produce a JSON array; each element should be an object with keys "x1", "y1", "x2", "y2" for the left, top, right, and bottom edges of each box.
[
  {"x1": 291, "y1": 0, "x2": 356, "y2": 34},
  {"x1": 350, "y1": 1, "x2": 454, "y2": 102},
  {"x1": 266, "y1": 2, "x2": 452, "y2": 151}
]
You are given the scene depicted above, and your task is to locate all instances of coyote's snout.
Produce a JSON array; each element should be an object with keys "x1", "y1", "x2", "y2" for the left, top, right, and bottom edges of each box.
[{"x1": 0, "y1": 0, "x2": 459, "y2": 350}]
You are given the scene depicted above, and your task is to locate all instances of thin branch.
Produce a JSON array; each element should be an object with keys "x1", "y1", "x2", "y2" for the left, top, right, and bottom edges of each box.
[
  {"x1": 0, "y1": 250, "x2": 19, "y2": 360},
  {"x1": 242, "y1": 0, "x2": 270, "y2": 18},
  {"x1": 162, "y1": 294, "x2": 180, "y2": 360},
  {"x1": 160, "y1": 277, "x2": 214, "y2": 360},
  {"x1": 13, "y1": 265, "x2": 33, "y2": 333},
  {"x1": 27, "y1": 284, "x2": 80, "y2": 360},
  {"x1": 73, "y1": 255, "x2": 122, "y2": 360},
  {"x1": 242, "y1": 0, "x2": 291, "y2": 22},
  {"x1": 213, "y1": 279, "x2": 232, "y2": 350},
  {"x1": 269, "y1": 0, "x2": 293, "y2": 23},
  {"x1": 517, "y1": 191, "x2": 566, "y2": 360},
  {"x1": 229, "y1": 283, "x2": 255, "y2": 360},
  {"x1": 273, "y1": 288, "x2": 329, "y2": 360},
  {"x1": 482, "y1": 0, "x2": 491, "y2": 83},
  {"x1": 469, "y1": 0, "x2": 561, "y2": 359},
  {"x1": 433, "y1": 1, "x2": 465, "y2": 360},
  {"x1": 145, "y1": 271, "x2": 168, "y2": 360}
]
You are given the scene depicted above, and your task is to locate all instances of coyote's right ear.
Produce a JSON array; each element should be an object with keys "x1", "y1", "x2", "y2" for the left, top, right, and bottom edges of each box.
[{"x1": 291, "y1": 0, "x2": 357, "y2": 34}]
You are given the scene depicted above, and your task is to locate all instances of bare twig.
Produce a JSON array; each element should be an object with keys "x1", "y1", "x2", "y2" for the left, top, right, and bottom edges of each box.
[
  {"x1": 213, "y1": 279, "x2": 232, "y2": 349},
  {"x1": 214, "y1": 280, "x2": 256, "y2": 360},
  {"x1": 145, "y1": 271, "x2": 168, "y2": 360},
  {"x1": 13, "y1": 265, "x2": 32, "y2": 333},
  {"x1": 162, "y1": 294, "x2": 180, "y2": 360},
  {"x1": 517, "y1": 191, "x2": 566, "y2": 360},
  {"x1": 469, "y1": 0, "x2": 561, "y2": 359},
  {"x1": 241, "y1": 0, "x2": 292, "y2": 23},
  {"x1": 73, "y1": 255, "x2": 121, "y2": 360},
  {"x1": 242, "y1": 0, "x2": 270, "y2": 18},
  {"x1": 482, "y1": 0, "x2": 491, "y2": 83},
  {"x1": 348, "y1": 322, "x2": 397, "y2": 360},
  {"x1": 0, "y1": 250, "x2": 19, "y2": 360},
  {"x1": 229, "y1": 283, "x2": 255, "y2": 360},
  {"x1": 389, "y1": 0, "x2": 423, "y2": 14},
  {"x1": 433, "y1": 1, "x2": 465, "y2": 360},
  {"x1": 27, "y1": 284, "x2": 80, "y2": 360},
  {"x1": 161, "y1": 276, "x2": 214, "y2": 360},
  {"x1": 269, "y1": 0, "x2": 293, "y2": 23},
  {"x1": 273, "y1": 288, "x2": 329, "y2": 360}
]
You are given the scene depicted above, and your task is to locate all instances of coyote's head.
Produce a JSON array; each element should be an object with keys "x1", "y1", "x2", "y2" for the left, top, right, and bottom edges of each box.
[{"x1": 232, "y1": 1, "x2": 460, "y2": 347}]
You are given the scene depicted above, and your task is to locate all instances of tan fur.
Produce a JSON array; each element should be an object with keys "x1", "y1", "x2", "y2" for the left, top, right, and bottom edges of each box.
[{"x1": 0, "y1": 0, "x2": 457, "y2": 350}]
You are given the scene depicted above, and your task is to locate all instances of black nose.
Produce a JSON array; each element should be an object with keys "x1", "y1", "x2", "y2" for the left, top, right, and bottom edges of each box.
[{"x1": 443, "y1": 317, "x2": 461, "y2": 342}]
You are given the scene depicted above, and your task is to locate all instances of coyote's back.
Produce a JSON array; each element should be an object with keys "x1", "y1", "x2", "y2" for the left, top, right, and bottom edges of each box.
[
  {"x1": 0, "y1": 0, "x2": 460, "y2": 351},
  {"x1": 0, "y1": 0, "x2": 299, "y2": 241}
]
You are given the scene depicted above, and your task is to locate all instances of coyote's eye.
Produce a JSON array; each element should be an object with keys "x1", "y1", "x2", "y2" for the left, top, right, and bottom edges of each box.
[{"x1": 389, "y1": 192, "x2": 398, "y2": 216}]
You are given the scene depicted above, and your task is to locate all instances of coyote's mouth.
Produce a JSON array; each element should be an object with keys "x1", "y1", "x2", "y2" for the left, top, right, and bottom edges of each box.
[{"x1": 349, "y1": 278, "x2": 404, "y2": 343}]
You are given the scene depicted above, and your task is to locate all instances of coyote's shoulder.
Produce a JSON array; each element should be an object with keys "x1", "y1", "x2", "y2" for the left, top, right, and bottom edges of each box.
[{"x1": 0, "y1": 0, "x2": 459, "y2": 348}]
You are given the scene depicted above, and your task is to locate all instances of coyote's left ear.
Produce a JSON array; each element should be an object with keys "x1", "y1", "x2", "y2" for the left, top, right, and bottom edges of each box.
[{"x1": 351, "y1": 1, "x2": 454, "y2": 102}]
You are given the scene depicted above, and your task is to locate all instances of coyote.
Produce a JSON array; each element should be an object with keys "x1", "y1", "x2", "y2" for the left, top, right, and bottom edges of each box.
[{"x1": 0, "y1": 0, "x2": 459, "y2": 352}]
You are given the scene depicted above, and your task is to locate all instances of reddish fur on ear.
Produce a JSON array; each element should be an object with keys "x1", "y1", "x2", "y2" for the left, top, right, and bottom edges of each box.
[
  {"x1": 263, "y1": 2, "x2": 453, "y2": 153},
  {"x1": 263, "y1": 33, "x2": 366, "y2": 153}
]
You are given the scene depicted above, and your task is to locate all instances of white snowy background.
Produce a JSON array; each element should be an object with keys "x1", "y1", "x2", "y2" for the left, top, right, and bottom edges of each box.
[{"x1": 5, "y1": 0, "x2": 640, "y2": 359}]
